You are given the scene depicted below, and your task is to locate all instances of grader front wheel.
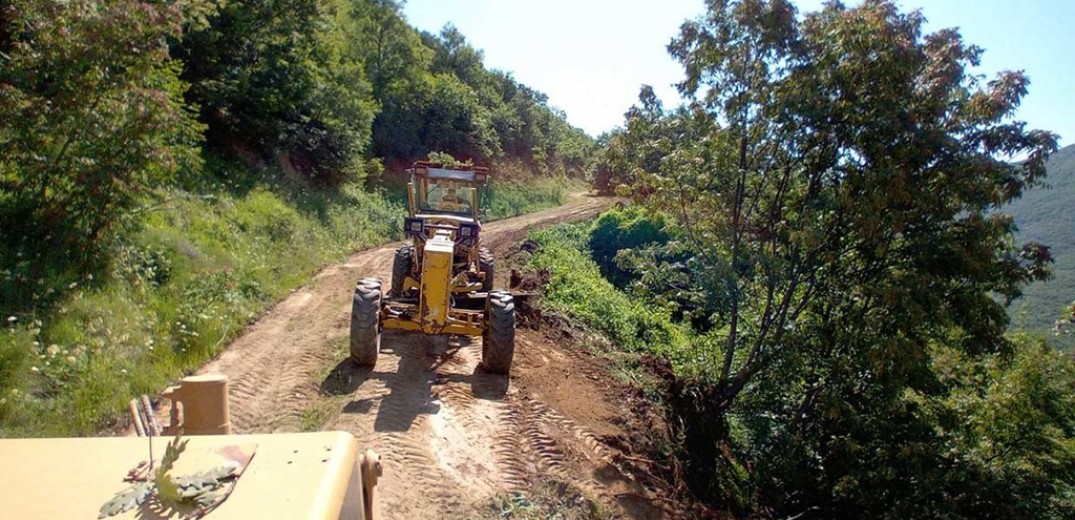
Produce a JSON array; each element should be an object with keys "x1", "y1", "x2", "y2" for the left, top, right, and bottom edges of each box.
[
  {"x1": 390, "y1": 245, "x2": 413, "y2": 297},
  {"x1": 482, "y1": 291, "x2": 515, "y2": 374},
  {"x1": 350, "y1": 278, "x2": 382, "y2": 366},
  {"x1": 479, "y1": 247, "x2": 495, "y2": 293}
]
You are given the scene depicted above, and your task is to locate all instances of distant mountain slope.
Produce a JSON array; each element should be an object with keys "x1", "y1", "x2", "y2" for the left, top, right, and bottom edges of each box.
[{"x1": 1006, "y1": 143, "x2": 1075, "y2": 348}]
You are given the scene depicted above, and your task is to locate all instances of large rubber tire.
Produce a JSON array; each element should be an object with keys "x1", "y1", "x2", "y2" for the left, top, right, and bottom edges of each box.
[
  {"x1": 479, "y1": 247, "x2": 495, "y2": 293},
  {"x1": 482, "y1": 291, "x2": 515, "y2": 375},
  {"x1": 390, "y1": 245, "x2": 414, "y2": 296},
  {"x1": 350, "y1": 278, "x2": 382, "y2": 367}
]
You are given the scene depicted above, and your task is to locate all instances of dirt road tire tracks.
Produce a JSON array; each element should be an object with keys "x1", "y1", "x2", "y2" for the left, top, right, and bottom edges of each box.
[{"x1": 163, "y1": 194, "x2": 665, "y2": 519}]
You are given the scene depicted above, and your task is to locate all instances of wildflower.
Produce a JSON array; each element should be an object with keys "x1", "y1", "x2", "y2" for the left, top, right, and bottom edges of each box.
[
  {"x1": 30, "y1": 366, "x2": 39, "y2": 373},
  {"x1": 6, "y1": 316, "x2": 15, "y2": 323}
]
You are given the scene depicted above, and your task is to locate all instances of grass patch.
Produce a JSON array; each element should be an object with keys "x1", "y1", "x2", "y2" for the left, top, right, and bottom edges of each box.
[
  {"x1": 0, "y1": 164, "x2": 402, "y2": 436},
  {"x1": 474, "y1": 480, "x2": 607, "y2": 520},
  {"x1": 299, "y1": 399, "x2": 342, "y2": 433},
  {"x1": 299, "y1": 339, "x2": 353, "y2": 433},
  {"x1": 486, "y1": 178, "x2": 582, "y2": 221}
]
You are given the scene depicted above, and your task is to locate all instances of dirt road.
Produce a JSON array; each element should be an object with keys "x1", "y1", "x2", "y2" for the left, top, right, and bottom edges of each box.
[{"x1": 177, "y1": 194, "x2": 666, "y2": 519}]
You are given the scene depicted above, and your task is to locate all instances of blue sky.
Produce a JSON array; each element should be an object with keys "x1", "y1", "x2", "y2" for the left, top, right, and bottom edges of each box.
[{"x1": 403, "y1": 1, "x2": 1073, "y2": 147}]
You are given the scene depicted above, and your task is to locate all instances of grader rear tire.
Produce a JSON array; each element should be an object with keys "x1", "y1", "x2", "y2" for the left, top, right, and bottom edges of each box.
[
  {"x1": 482, "y1": 291, "x2": 515, "y2": 375},
  {"x1": 390, "y1": 245, "x2": 414, "y2": 296},
  {"x1": 350, "y1": 278, "x2": 382, "y2": 367},
  {"x1": 479, "y1": 247, "x2": 495, "y2": 293}
]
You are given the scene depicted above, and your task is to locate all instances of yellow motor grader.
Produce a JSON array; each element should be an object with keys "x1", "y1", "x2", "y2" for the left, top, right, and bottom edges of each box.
[{"x1": 350, "y1": 161, "x2": 516, "y2": 374}]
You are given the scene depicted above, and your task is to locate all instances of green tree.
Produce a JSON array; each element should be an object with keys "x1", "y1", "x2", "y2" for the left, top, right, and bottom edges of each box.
[
  {"x1": 617, "y1": 0, "x2": 1063, "y2": 515},
  {"x1": 172, "y1": 0, "x2": 376, "y2": 183},
  {"x1": 920, "y1": 335, "x2": 1075, "y2": 518},
  {"x1": 352, "y1": 0, "x2": 430, "y2": 100},
  {"x1": 373, "y1": 71, "x2": 499, "y2": 162},
  {"x1": 428, "y1": 24, "x2": 485, "y2": 87},
  {"x1": 0, "y1": 0, "x2": 203, "y2": 311}
]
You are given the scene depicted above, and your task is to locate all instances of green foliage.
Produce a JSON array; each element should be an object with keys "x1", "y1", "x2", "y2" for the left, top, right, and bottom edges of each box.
[
  {"x1": 587, "y1": 205, "x2": 669, "y2": 287},
  {"x1": 373, "y1": 23, "x2": 596, "y2": 174},
  {"x1": 585, "y1": 205, "x2": 718, "y2": 331},
  {"x1": 426, "y1": 151, "x2": 474, "y2": 168},
  {"x1": 917, "y1": 335, "x2": 1075, "y2": 518},
  {"x1": 0, "y1": 160, "x2": 404, "y2": 436},
  {"x1": 100, "y1": 433, "x2": 240, "y2": 518},
  {"x1": 485, "y1": 178, "x2": 576, "y2": 221},
  {"x1": 591, "y1": 87, "x2": 668, "y2": 195},
  {"x1": 168, "y1": 0, "x2": 593, "y2": 181},
  {"x1": 0, "y1": 0, "x2": 203, "y2": 314},
  {"x1": 529, "y1": 223, "x2": 696, "y2": 371},
  {"x1": 154, "y1": 435, "x2": 190, "y2": 508},
  {"x1": 1006, "y1": 143, "x2": 1075, "y2": 349},
  {"x1": 595, "y1": 0, "x2": 1068, "y2": 516},
  {"x1": 484, "y1": 480, "x2": 607, "y2": 520},
  {"x1": 98, "y1": 481, "x2": 153, "y2": 519},
  {"x1": 374, "y1": 70, "x2": 500, "y2": 163},
  {"x1": 352, "y1": 0, "x2": 431, "y2": 99},
  {"x1": 172, "y1": 0, "x2": 376, "y2": 184}
]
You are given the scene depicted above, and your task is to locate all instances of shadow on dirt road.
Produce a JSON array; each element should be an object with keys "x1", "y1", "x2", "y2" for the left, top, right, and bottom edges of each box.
[{"x1": 320, "y1": 331, "x2": 510, "y2": 433}]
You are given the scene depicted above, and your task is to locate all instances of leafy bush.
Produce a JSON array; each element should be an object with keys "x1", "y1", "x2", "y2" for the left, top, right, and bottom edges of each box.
[
  {"x1": 587, "y1": 205, "x2": 669, "y2": 287},
  {"x1": 529, "y1": 223, "x2": 698, "y2": 372},
  {"x1": 0, "y1": 0, "x2": 203, "y2": 317}
]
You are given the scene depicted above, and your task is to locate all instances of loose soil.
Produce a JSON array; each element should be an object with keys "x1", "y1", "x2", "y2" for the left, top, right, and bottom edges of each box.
[{"x1": 157, "y1": 194, "x2": 674, "y2": 519}]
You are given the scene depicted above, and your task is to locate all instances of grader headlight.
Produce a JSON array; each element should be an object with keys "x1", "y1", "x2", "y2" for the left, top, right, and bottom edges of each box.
[
  {"x1": 459, "y1": 223, "x2": 479, "y2": 238},
  {"x1": 405, "y1": 217, "x2": 424, "y2": 237}
]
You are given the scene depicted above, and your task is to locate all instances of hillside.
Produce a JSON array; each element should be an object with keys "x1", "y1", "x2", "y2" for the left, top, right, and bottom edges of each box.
[{"x1": 1007, "y1": 143, "x2": 1075, "y2": 347}]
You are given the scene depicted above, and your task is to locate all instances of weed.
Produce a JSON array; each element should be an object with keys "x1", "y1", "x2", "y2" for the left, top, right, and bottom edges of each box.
[
  {"x1": 476, "y1": 480, "x2": 607, "y2": 520},
  {"x1": 298, "y1": 400, "x2": 340, "y2": 433}
]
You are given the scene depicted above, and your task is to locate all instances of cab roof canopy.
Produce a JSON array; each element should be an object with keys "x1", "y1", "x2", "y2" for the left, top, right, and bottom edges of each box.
[{"x1": 407, "y1": 161, "x2": 489, "y2": 182}]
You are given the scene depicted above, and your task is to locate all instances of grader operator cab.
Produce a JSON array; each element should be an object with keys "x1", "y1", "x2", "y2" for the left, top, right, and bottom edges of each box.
[{"x1": 350, "y1": 161, "x2": 516, "y2": 374}]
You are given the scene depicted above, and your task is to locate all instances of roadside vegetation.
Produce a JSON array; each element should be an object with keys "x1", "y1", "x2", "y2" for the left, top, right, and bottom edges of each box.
[
  {"x1": 534, "y1": 207, "x2": 1075, "y2": 519},
  {"x1": 480, "y1": 481, "x2": 605, "y2": 520},
  {"x1": 0, "y1": 0, "x2": 591, "y2": 435},
  {"x1": 547, "y1": 1, "x2": 1075, "y2": 518}
]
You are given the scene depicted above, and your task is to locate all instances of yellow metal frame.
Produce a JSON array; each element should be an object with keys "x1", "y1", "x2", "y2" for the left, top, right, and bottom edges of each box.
[
  {"x1": 0, "y1": 432, "x2": 372, "y2": 520},
  {"x1": 382, "y1": 229, "x2": 486, "y2": 337},
  {"x1": 381, "y1": 307, "x2": 484, "y2": 336},
  {"x1": 400, "y1": 276, "x2": 483, "y2": 294}
]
